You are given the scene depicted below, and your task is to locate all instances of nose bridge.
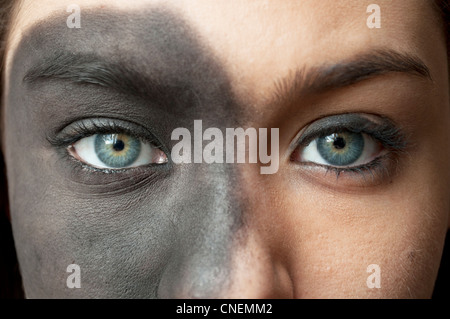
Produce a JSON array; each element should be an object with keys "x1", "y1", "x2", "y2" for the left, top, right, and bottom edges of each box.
[
  {"x1": 225, "y1": 167, "x2": 295, "y2": 298},
  {"x1": 157, "y1": 163, "x2": 242, "y2": 298}
]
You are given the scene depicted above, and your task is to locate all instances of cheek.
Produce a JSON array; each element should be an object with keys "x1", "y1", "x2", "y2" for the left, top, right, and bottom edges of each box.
[
  {"x1": 6, "y1": 132, "x2": 244, "y2": 298},
  {"x1": 244, "y1": 165, "x2": 448, "y2": 298}
]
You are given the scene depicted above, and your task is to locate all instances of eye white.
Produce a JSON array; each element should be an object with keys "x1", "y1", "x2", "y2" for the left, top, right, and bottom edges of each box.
[
  {"x1": 301, "y1": 133, "x2": 383, "y2": 167},
  {"x1": 69, "y1": 134, "x2": 168, "y2": 169}
]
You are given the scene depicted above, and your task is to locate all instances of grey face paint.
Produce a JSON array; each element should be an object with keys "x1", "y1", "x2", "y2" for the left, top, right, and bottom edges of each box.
[{"x1": 5, "y1": 6, "x2": 249, "y2": 298}]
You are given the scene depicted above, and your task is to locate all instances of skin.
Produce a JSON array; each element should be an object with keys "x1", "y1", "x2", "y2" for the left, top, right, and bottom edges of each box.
[{"x1": 2, "y1": 0, "x2": 449, "y2": 298}]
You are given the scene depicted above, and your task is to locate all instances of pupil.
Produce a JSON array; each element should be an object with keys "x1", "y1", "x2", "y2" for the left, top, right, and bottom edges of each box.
[
  {"x1": 113, "y1": 139, "x2": 125, "y2": 152},
  {"x1": 333, "y1": 136, "x2": 346, "y2": 149}
]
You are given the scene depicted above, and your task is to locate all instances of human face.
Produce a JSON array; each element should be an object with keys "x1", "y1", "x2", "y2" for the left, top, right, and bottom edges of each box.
[{"x1": 3, "y1": 0, "x2": 449, "y2": 298}]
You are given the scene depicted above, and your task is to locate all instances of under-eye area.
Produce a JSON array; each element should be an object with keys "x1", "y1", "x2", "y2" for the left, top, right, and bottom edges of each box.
[{"x1": 290, "y1": 113, "x2": 408, "y2": 185}]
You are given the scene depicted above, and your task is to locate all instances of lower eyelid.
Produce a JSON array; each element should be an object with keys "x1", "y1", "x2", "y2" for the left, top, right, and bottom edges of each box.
[
  {"x1": 68, "y1": 133, "x2": 168, "y2": 171},
  {"x1": 292, "y1": 152, "x2": 397, "y2": 190},
  {"x1": 53, "y1": 145, "x2": 172, "y2": 192},
  {"x1": 64, "y1": 161, "x2": 170, "y2": 197}
]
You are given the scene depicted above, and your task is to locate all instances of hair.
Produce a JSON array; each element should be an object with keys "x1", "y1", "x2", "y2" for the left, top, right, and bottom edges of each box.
[
  {"x1": 0, "y1": 0, "x2": 24, "y2": 299},
  {"x1": 0, "y1": 0, "x2": 449, "y2": 299},
  {"x1": 435, "y1": 0, "x2": 450, "y2": 59}
]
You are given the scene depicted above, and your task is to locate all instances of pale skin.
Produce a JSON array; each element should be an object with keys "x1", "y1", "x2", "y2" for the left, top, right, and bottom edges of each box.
[{"x1": 2, "y1": 0, "x2": 449, "y2": 298}]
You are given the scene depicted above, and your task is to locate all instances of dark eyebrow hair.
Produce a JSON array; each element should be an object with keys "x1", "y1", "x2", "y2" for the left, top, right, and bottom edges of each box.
[
  {"x1": 23, "y1": 52, "x2": 175, "y2": 99},
  {"x1": 273, "y1": 49, "x2": 432, "y2": 104},
  {"x1": 23, "y1": 49, "x2": 431, "y2": 105}
]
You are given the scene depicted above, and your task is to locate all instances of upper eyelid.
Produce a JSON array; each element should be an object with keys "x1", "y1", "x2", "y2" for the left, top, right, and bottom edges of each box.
[
  {"x1": 293, "y1": 113, "x2": 407, "y2": 150},
  {"x1": 298, "y1": 126, "x2": 374, "y2": 147},
  {"x1": 46, "y1": 118, "x2": 163, "y2": 149}
]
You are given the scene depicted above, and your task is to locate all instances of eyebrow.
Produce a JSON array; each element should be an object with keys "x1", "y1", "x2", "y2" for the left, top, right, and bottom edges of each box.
[
  {"x1": 23, "y1": 49, "x2": 431, "y2": 104},
  {"x1": 272, "y1": 49, "x2": 432, "y2": 104},
  {"x1": 23, "y1": 52, "x2": 177, "y2": 99}
]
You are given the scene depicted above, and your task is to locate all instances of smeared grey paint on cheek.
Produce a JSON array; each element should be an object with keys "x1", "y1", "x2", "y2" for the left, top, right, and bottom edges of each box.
[{"x1": 5, "y1": 7, "x2": 246, "y2": 298}]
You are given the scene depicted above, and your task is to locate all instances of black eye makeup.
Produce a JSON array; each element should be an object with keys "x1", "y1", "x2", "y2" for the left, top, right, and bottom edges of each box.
[
  {"x1": 290, "y1": 113, "x2": 408, "y2": 182},
  {"x1": 47, "y1": 118, "x2": 169, "y2": 172}
]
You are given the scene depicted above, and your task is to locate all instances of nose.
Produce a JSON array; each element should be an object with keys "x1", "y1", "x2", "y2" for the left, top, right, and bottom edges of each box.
[
  {"x1": 156, "y1": 165, "x2": 293, "y2": 298},
  {"x1": 157, "y1": 225, "x2": 293, "y2": 298},
  {"x1": 220, "y1": 228, "x2": 294, "y2": 298}
]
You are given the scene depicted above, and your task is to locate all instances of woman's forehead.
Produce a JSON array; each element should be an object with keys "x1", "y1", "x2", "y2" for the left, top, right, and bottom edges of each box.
[{"x1": 5, "y1": 0, "x2": 444, "y2": 106}]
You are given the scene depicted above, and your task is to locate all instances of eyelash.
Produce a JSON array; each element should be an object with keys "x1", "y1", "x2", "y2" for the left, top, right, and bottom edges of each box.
[
  {"x1": 292, "y1": 118, "x2": 407, "y2": 179},
  {"x1": 296, "y1": 122, "x2": 406, "y2": 149},
  {"x1": 50, "y1": 116, "x2": 406, "y2": 181},
  {"x1": 48, "y1": 118, "x2": 162, "y2": 148},
  {"x1": 307, "y1": 154, "x2": 389, "y2": 180},
  {"x1": 47, "y1": 118, "x2": 166, "y2": 173}
]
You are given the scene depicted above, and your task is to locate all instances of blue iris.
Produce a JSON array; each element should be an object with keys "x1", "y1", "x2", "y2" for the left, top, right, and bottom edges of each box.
[
  {"x1": 95, "y1": 134, "x2": 141, "y2": 168},
  {"x1": 316, "y1": 132, "x2": 364, "y2": 166}
]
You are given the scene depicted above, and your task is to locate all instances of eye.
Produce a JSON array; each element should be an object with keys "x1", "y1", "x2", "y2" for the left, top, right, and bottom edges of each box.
[
  {"x1": 69, "y1": 133, "x2": 168, "y2": 169},
  {"x1": 289, "y1": 114, "x2": 407, "y2": 184},
  {"x1": 298, "y1": 131, "x2": 385, "y2": 167}
]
